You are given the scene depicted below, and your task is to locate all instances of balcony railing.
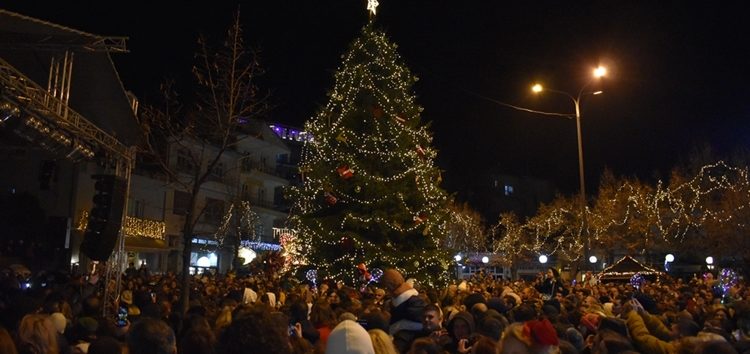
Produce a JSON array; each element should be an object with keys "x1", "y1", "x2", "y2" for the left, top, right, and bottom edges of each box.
[{"x1": 241, "y1": 160, "x2": 290, "y2": 179}]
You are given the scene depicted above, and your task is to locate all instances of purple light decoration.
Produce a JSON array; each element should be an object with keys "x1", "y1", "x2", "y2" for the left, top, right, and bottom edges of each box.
[
  {"x1": 718, "y1": 268, "x2": 738, "y2": 300},
  {"x1": 370, "y1": 268, "x2": 383, "y2": 282},
  {"x1": 630, "y1": 273, "x2": 645, "y2": 291},
  {"x1": 306, "y1": 269, "x2": 318, "y2": 288},
  {"x1": 361, "y1": 268, "x2": 384, "y2": 292}
]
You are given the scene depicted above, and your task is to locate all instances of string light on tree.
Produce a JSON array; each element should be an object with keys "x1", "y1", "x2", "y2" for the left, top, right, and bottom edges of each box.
[{"x1": 287, "y1": 16, "x2": 451, "y2": 286}]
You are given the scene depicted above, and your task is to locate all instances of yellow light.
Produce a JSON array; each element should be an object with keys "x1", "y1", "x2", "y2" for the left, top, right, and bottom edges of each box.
[
  {"x1": 593, "y1": 91, "x2": 603, "y2": 95},
  {"x1": 531, "y1": 84, "x2": 543, "y2": 93},
  {"x1": 593, "y1": 66, "x2": 607, "y2": 78}
]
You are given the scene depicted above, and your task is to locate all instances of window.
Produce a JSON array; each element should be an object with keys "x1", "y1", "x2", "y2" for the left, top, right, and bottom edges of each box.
[
  {"x1": 129, "y1": 199, "x2": 145, "y2": 218},
  {"x1": 210, "y1": 162, "x2": 224, "y2": 179},
  {"x1": 258, "y1": 188, "x2": 266, "y2": 204},
  {"x1": 176, "y1": 149, "x2": 195, "y2": 174},
  {"x1": 504, "y1": 185, "x2": 514, "y2": 196},
  {"x1": 173, "y1": 191, "x2": 191, "y2": 215},
  {"x1": 203, "y1": 198, "x2": 225, "y2": 224}
]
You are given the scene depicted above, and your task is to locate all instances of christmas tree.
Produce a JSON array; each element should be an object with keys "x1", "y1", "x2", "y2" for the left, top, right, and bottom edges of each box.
[{"x1": 288, "y1": 18, "x2": 451, "y2": 286}]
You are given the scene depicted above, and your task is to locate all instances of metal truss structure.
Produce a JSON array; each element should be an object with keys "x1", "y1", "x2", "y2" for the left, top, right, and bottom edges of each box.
[{"x1": 0, "y1": 56, "x2": 134, "y2": 317}]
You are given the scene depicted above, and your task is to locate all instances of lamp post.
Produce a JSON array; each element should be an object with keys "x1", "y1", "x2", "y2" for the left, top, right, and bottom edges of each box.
[{"x1": 531, "y1": 66, "x2": 607, "y2": 263}]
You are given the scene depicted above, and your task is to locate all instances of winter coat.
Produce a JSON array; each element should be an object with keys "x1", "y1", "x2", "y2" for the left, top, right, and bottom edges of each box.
[{"x1": 625, "y1": 310, "x2": 675, "y2": 354}]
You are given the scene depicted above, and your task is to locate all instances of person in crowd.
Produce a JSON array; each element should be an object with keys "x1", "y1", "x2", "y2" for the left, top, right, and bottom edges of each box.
[
  {"x1": 326, "y1": 320, "x2": 375, "y2": 354},
  {"x1": 310, "y1": 300, "x2": 338, "y2": 350},
  {"x1": 0, "y1": 326, "x2": 19, "y2": 354},
  {"x1": 179, "y1": 325, "x2": 216, "y2": 354},
  {"x1": 87, "y1": 336, "x2": 122, "y2": 354},
  {"x1": 382, "y1": 268, "x2": 426, "y2": 352},
  {"x1": 288, "y1": 299, "x2": 320, "y2": 345},
  {"x1": 369, "y1": 328, "x2": 399, "y2": 354},
  {"x1": 471, "y1": 335, "x2": 500, "y2": 354},
  {"x1": 218, "y1": 305, "x2": 292, "y2": 354},
  {"x1": 128, "y1": 318, "x2": 177, "y2": 354},
  {"x1": 536, "y1": 268, "x2": 564, "y2": 301},
  {"x1": 407, "y1": 337, "x2": 447, "y2": 354},
  {"x1": 17, "y1": 314, "x2": 59, "y2": 354},
  {"x1": 125, "y1": 262, "x2": 138, "y2": 279},
  {"x1": 446, "y1": 311, "x2": 475, "y2": 353}
]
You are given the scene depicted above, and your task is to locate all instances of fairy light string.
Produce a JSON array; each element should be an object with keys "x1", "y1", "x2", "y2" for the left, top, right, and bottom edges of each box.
[
  {"x1": 288, "y1": 23, "x2": 451, "y2": 286},
  {"x1": 492, "y1": 161, "x2": 750, "y2": 266}
]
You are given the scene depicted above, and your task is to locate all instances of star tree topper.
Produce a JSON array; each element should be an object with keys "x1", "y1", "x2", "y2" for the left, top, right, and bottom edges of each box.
[{"x1": 367, "y1": 0, "x2": 379, "y2": 17}]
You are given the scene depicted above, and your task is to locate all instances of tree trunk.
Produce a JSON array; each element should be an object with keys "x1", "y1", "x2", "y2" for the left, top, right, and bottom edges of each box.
[
  {"x1": 179, "y1": 222, "x2": 194, "y2": 315},
  {"x1": 179, "y1": 193, "x2": 199, "y2": 315}
]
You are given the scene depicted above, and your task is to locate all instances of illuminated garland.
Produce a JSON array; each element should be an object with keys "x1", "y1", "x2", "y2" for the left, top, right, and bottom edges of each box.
[
  {"x1": 287, "y1": 23, "x2": 451, "y2": 286},
  {"x1": 492, "y1": 161, "x2": 750, "y2": 264},
  {"x1": 213, "y1": 201, "x2": 260, "y2": 246},
  {"x1": 77, "y1": 210, "x2": 165, "y2": 240}
]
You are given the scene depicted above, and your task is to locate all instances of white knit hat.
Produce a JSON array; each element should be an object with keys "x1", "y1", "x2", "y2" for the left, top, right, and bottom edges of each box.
[{"x1": 325, "y1": 320, "x2": 375, "y2": 354}]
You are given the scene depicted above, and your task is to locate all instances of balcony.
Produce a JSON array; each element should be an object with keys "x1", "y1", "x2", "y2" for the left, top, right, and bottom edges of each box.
[
  {"x1": 240, "y1": 160, "x2": 289, "y2": 180},
  {"x1": 240, "y1": 194, "x2": 291, "y2": 212}
]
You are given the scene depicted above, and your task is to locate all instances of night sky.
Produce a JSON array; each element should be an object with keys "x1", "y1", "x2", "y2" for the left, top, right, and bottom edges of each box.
[{"x1": 5, "y1": 2, "x2": 750, "y2": 207}]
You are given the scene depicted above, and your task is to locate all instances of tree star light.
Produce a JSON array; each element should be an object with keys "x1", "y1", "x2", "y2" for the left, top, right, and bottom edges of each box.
[{"x1": 367, "y1": 0, "x2": 379, "y2": 16}]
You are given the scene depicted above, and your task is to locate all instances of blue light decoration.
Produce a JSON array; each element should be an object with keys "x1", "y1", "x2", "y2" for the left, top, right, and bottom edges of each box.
[
  {"x1": 306, "y1": 269, "x2": 318, "y2": 288},
  {"x1": 630, "y1": 273, "x2": 645, "y2": 291}
]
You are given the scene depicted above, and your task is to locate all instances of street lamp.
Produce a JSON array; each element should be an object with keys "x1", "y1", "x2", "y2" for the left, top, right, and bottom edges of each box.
[
  {"x1": 539, "y1": 255, "x2": 548, "y2": 264},
  {"x1": 531, "y1": 65, "x2": 607, "y2": 261},
  {"x1": 706, "y1": 256, "x2": 715, "y2": 270},
  {"x1": 589, "y1": 256, "x2": 598, "y2": 264}
]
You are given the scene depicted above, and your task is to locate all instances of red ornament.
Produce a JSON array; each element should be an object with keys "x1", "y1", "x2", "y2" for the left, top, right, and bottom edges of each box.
[
  {"x1": 394, "y1": 115, "x2": 406, "y2": 124},
  {"x1": 372, "y1": 106, "x2": 384, "y2": 118},
  {"x1": 337, "y1": 164, "x2": 355, "y2": 180},
  {"x1": 413, "y1": 212, "x2": 428, "y2": 224},
  {"x1": 324, "y1": 192, "x2": 338, "y2": 206}
]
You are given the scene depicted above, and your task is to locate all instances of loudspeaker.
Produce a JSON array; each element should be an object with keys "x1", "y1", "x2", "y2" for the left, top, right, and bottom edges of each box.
[{"x1": 80, "y1": 174, "x2": 127, "y2": 261}]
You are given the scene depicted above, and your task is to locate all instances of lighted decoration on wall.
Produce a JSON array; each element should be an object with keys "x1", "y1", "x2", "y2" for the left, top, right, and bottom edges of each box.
[{"x1": 238, "y1": 247, "x2": 257, "y2": 265}]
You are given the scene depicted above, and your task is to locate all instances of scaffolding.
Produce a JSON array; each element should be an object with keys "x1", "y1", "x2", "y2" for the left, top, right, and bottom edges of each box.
[{"x1": 0, "y1": 57, "x2": 134, "y2": 317}]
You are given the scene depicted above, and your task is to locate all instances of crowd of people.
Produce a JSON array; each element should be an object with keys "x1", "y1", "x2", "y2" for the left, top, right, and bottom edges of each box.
[{"x1": 1, "y1": 262, "x2": 749, "y2": 354}]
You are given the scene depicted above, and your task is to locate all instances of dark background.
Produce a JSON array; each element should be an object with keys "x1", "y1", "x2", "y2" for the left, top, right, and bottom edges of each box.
[{"x1": 5, "y1": 1, "x2": 749, "y2": 214}]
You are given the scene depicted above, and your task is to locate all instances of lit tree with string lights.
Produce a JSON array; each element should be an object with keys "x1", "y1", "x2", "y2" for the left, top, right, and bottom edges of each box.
[
  {"x1": 288, "y1": 3, "x2": 451, "y2": 285},
  {"x1": 588, "y1": 170, "x2": 662, "y2": 262}
]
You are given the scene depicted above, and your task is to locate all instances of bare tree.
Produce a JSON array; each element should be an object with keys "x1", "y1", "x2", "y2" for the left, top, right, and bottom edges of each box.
[{"x1": 136, "y1": 11, "x2": 265, "y2": 314}]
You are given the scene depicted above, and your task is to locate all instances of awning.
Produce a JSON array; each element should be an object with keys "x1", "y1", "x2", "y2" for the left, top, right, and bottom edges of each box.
[{"x1": 124, "y1": 236, "x2": 169, "y2": 252}]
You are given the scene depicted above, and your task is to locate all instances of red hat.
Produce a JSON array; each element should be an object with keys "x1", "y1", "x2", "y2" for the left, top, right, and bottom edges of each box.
[{"x1": 523, "y1": 319, "x2": 559, "y2": 346}]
